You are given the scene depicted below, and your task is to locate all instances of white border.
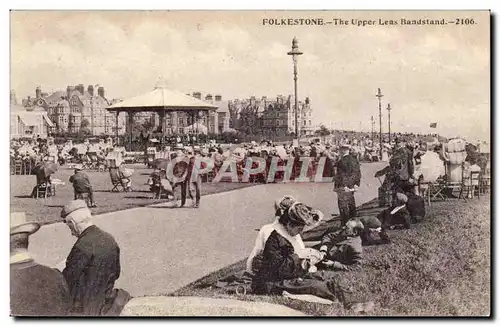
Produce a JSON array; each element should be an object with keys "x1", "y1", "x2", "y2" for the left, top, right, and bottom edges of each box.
[{"x1": 2, "y1": 1, "x2": 497, "y2": 325}]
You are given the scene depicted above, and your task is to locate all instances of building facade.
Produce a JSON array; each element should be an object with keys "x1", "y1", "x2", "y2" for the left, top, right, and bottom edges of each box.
[
  {"x1": 22, "y1": 85, "x2": 126, "y2": 135},
  {"x1": 227, "y1": 95, "x2": 314, "y2": 137}
]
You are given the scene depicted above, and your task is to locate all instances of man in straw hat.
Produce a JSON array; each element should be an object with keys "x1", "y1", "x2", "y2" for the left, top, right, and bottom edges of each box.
[
  {"x1": 60, "y1": 200, "x2": 129, "y2": 315},
  {"x1": 69, "y1": 164, "x2": 97, "y2": 207},
  {"x1": 10, "y1": 212, "x2": 71, "y2": 316},
  {"x1": 335, "y1": 144, "x2": 362, "y2": 225}
]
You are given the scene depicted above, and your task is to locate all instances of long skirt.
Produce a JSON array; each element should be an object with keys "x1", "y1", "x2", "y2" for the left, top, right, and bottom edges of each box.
[{"x1": 252, "y1": 271, "x2": 354, "y2": 307}]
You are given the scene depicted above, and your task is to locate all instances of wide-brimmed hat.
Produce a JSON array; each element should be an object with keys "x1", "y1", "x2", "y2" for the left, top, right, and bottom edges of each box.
[
  {"x1": 60, "y1": 200, "x2": 89, "y2": 219},
  {"x1": 287, "y1": 202, "x2": 322, "y2": 226},
  {"x1": 74, "y1": 164, "x2": 83, "y2": 170},
  {"x1": 274, "y1": 196, "x2": 297, "y2": 214},
  {"x1": 340, "y1": 144, "x2": 351, "y2": 150},
  {"x1": 11, "y1": 212, "x2": 40, "y2": 235}
]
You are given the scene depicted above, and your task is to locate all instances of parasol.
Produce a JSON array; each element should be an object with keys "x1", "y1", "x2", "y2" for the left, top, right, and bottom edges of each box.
[{"x1": 33, "y1": 161, "x2": 58, "y2": 177}]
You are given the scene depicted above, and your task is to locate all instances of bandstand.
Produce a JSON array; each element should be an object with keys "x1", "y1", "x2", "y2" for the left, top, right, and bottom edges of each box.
[{"x1": 106, "y1": 80, "x2": 218, "y2": 150}]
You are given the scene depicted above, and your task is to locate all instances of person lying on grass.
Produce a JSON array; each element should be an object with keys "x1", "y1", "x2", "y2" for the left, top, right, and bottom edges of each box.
[
  {"x1": 250, "y1": 202, "x2": 367, "y2": 310},
  {"x1": 358, "y1": 214, "x2": 391, "y2": 245},
  {"x1": 377, "y1": 192, "x2": 412, "y2": 234},
  {"x1": 318, "y1": 220, "x2": 364, "y2": 271}
]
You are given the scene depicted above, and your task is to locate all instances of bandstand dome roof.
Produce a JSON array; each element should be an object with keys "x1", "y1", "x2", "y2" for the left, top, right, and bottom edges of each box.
[{"x1": 106, "y1": 80, "x2": 218, "y2": 112}]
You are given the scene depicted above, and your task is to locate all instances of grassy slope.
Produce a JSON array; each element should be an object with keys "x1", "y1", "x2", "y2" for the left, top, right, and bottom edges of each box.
[{"x1": 171, "y1": 196, "x2": 491, "y2": 316}]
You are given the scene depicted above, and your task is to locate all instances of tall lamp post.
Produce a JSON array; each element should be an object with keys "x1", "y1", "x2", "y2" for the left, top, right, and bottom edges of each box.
[
  {"x1": 287, "y1": 37, "x2": 303, "y2": 141},
  {"x1": 371, "y1": 115, "x2": 375, "y2": 143},
  {"x1": 376, "y1": 88, "x2": 384, "y2": 158},
  {"x1": 387, "y1": 103, "x2": 392, "y2": 144}
]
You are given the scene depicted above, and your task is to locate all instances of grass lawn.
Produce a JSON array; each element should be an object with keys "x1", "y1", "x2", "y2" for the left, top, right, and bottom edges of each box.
[
  {"x1": 10, "y1": 164, "x2": 256, "y2": 225},
  {"x1": 171, "y1": 195, "x2": 491, "y2": 316}
]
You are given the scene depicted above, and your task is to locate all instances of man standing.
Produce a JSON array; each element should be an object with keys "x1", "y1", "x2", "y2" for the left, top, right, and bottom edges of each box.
[
  {"x1": 60, "y1": 200, "x2": 126, "y2": 315},
  {"x1": 69, "y1": 165, "x2": 97, "y2": 207},
  {"x1": 334, "y1": 144, "x2": 362, "y2": 225},
  {"x1": 389, "y1": 138, "x2": 414, "y2": 195},
  {"x1": 10, "y1": 212, "x2": 71, "y2": 316}
]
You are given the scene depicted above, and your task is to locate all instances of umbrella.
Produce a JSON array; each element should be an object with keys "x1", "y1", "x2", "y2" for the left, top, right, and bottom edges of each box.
[
  {"x1": 152, "y1": 158, "x2": 169, "y2": 170},
  {"x1": 33, "y1": 161, "x2": 58, "y2": 177}
]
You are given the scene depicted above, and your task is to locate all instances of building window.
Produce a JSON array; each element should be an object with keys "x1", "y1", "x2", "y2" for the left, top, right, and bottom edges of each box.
[{"x1": 309, "y1": 120, "x2": 311, "y2": 126}]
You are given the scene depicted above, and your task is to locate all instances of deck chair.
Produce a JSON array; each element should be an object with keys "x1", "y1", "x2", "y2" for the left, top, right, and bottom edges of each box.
[
  {"x1": 109, "y1": 167, "x2": 130, "y2": 192},
  {"x1": 88, "y1": 152, "x2": 99, "y2": 171},
  {"x1": 81, "y1": 155, "x2": 93, "y2": 170}
]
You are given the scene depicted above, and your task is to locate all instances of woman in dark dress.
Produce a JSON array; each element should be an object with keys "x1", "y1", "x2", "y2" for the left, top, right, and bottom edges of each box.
[{"x1": 251, "y1": 202, "x2": 356, "y2": 307}]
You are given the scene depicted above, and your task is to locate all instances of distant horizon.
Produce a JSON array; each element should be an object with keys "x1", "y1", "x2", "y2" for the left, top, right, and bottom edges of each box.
[{"x1": 10, "y1": 11, "x2": 490, "y2": 142}]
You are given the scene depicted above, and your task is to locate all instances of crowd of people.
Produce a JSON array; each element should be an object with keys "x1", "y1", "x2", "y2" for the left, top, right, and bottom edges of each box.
[{"x1": 10, "y1": 131, "x2": 490, "y2": 316}]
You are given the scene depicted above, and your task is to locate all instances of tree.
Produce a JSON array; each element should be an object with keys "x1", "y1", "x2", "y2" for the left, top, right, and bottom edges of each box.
[
  {"x1": 314, "y1": 125, "x2": 331, "y2": 142},
  {"x1": 79, "y1": 119, "x2": 91, "y2": 137}
]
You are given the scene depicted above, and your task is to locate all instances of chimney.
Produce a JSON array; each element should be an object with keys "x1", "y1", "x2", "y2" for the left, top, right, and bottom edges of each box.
[
  {"x1": 35, "y1": 86, "x2": 41, "y2": 99},
  {"x1": 10, "y1": 90, "x2": 17, "y2": 105},
  {"x1": 98, "y1": 86, "x2": 105, "y2": 98},
  {"x1": 88, "y1": 85, "x2": 94, "y2": 97},
  {"x1": 215, "y1": 95, "x2": 222, "y2": 101},
  {"x1": 305, "y1": 97, "x2": 310, "y2": 105},
  {"x1": 205, "y1": 94, "x2": 213, "y2": 101},
  {"x1": 77, "y1": 84, "x2": 85, "y2": 95},
  {"x1": 193, "y1": 92, "x2": 201, "y2": 100}
]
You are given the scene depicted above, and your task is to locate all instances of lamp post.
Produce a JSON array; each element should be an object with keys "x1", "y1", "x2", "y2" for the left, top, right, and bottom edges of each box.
[
  {"x1": 371, "y1": 115, "x2": 375, "y2": 143},
  {"x1": 376, "y1": 88, "x2": 384, "y2": 158},
  {"x1": 387, "y1": 103, "x2": 392, "y2": 144},
  {"x1": 287, "y1": 37, "x2": 303, "y2": 141}
]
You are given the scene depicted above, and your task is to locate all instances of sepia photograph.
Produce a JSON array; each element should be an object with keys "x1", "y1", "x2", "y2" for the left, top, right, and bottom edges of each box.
[{"x1": 9, "y1": 9, "x2": 490, "y2": 317}]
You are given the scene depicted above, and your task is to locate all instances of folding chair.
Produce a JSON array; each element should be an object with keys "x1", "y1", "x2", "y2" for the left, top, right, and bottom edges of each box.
[
  {"x1": 109, "y1": 167, "x2": 128, "y2": 192},
  {"x1": 429, "y1": 181, "x2": 447, "y2": 202},
  {"x1": 480, "y1": 173, "x2": 491, "y2": 194},
  {"x1": 36, "y1": 182, "x2": 53, "y2": 199},
  {"x1": 460, "y1": 171, "x2": 481, "y2": 200},
  {"x1": 81, "y1": 155, "x2": 92, "y2": 170},
  {"x1": 14, "y1": 159, "x2": 23, "y2": 175}
]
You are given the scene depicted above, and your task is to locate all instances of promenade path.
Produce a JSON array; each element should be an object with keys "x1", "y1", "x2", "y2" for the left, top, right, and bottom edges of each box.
[{"x1": 30, "y1": 162, "x2": 386, "y2": 297}]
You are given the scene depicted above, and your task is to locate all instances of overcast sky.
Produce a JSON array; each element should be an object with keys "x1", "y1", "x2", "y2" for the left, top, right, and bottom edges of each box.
[{"x1": 10, "y1": 11, "x2": 490, "y2": 141}]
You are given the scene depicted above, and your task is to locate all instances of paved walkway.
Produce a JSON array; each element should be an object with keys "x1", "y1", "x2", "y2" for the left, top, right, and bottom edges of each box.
[{"x1": 30, "y1": 162, "x2": 386, "y2": 297}]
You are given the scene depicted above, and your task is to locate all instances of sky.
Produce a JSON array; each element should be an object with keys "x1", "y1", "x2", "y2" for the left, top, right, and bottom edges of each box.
[{"x1": 10, "y1": 10, "x2": 490, "y2": 141}]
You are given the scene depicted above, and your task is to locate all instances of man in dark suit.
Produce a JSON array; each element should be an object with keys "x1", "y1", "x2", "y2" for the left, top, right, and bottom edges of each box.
[
  {"x1": 389, "y1": 138, "x2": 415, "y2": 195},
  {"x1": 69, "y1": 166, "x2": 97, "y2": 207},
  {"x1": 10, "y1": 212, "x2": 71, "y2": 316},
  {"x1": 334, "y1": 144, "x2": 362, "y2": 225},
  {"x1": 60, "y1": 200, "x2": 127, "y2": 315}
]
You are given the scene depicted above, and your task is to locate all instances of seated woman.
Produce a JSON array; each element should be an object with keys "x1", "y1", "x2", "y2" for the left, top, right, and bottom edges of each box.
[
  {"x1": 251, "y1": 202, "x2": 357, "y2": 308},
  {"x1": 246, "y1": 196, "x2": 298, "y2": 275}
]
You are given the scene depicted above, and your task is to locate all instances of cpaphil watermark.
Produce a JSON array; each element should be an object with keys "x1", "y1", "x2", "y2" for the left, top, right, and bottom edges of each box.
[{"x1": 163, "y1": 157, "x2": 334, "y2": 184}]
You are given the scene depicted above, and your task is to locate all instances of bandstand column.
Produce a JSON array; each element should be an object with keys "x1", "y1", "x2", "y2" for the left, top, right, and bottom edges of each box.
[{"x1": 128, "y1": 111, "x2": 135, "y2": 151}]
